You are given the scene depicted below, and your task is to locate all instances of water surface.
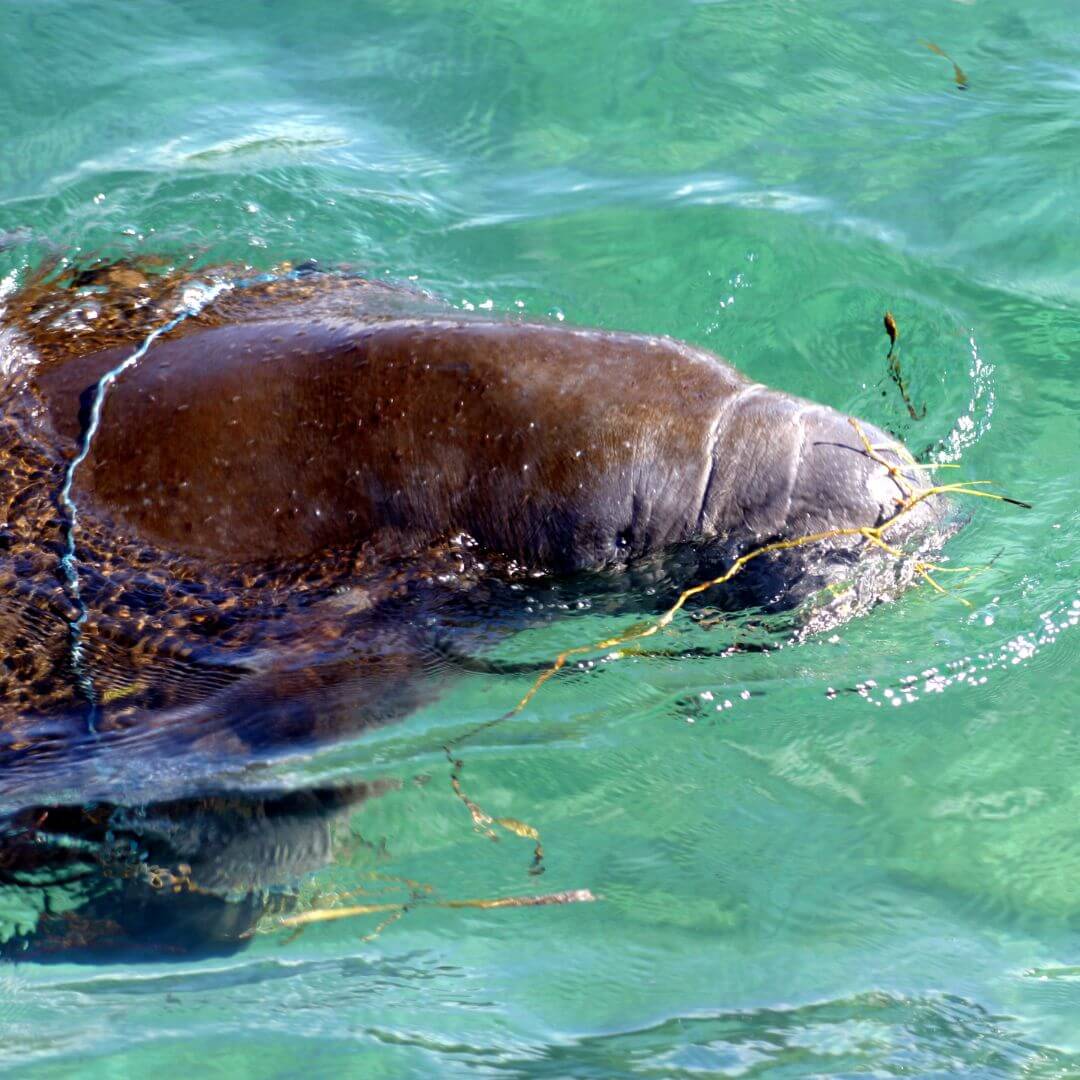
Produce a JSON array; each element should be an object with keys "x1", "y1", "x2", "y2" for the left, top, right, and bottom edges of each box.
[{"x1": 1, "y1": 0, "x2": 1078, "y2": 1075}]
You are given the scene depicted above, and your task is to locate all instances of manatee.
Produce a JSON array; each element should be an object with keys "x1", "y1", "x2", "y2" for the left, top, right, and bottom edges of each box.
[
  {"x1": 0, "y1": 262, "x2": 951, "y2": 953},
  {"x1": 29, "y1": 288, "x2": 942, "y2": 574},
  {"x1": 0, "y1": 262, "x2": 951, "y2": 744}
]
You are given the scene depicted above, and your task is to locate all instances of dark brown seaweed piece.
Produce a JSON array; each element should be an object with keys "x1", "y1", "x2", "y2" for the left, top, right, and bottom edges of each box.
[
  {"x1": 921, "y1": 40, "x2": 969, "y2": 90},
  {"x1": 883, "y1": 311, "x2": 926, "y2": 420}
]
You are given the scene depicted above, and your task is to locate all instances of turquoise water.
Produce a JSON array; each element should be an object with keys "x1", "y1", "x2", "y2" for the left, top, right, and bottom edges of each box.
[{"x1": 1, "y1": 0, "x2": 1079, "y2": 1074}]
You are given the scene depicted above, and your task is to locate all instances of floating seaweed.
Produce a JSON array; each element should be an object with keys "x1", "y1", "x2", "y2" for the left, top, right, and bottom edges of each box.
[
  {"x1": 272, "y1": 888, "x2": 597, "y2": 939},
  {"x1": 884, "y1": 310, "x2": 899, "y2": 355},
  {"x1": 921, "y1": 40, "x2": 969, "y2": 90},
  {"x1": 883, "y1": 310, "x2": 926, "y2": 420}
]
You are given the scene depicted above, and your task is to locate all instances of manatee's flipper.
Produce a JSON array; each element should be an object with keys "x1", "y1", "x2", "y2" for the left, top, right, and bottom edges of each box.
[{"x1": 0, "y1": 607, "x2": 454, "y2": 807}]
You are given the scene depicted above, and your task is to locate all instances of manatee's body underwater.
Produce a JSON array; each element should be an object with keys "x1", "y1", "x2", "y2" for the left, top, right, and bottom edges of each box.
[{"x1": 0, "y1": 264, "x2": 949, "y2": 954}]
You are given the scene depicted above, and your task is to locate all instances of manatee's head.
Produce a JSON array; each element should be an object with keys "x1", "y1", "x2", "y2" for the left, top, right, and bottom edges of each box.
[{"x1": 698, "y1": 388, "x2": 956, "y2": 616}]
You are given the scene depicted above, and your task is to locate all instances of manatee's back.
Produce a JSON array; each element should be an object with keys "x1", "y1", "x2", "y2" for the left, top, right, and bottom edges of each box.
[{"x1": 34, "y1": 313, "x2": 753, "y2": 568}]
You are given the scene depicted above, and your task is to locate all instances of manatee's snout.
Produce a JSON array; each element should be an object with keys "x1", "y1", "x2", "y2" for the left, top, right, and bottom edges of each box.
[
  {"x1": 793, "y1": 405, "x2": 947, "y2": 540},
  {"x1": 704, "y1": 387, "x2": 946, "y2": 544},
  {"x1": 696, "y1": 387, "x2": 951, "y2": 611}
]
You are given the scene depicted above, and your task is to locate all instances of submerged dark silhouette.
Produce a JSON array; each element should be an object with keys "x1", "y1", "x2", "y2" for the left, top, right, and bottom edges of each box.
[{"x1": 0, "y1": 782, "x2": 390, "y2": 960}]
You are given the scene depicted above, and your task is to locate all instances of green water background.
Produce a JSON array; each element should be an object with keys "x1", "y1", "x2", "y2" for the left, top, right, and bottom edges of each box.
[{"x1": 1, "y1": 0, "x2": 1078, "y2": 1074}]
